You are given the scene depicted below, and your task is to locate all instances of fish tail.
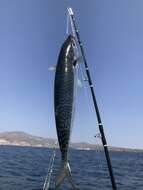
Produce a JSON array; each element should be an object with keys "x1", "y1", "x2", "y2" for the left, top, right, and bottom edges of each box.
[{"x1": 55, "y1": 160, "x2": 77, "y2": 189}]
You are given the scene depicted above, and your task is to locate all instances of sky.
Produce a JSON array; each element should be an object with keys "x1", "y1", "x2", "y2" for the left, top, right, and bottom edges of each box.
[{"x1": 0, "y1": 0, "x2": 143, "y2": 149}]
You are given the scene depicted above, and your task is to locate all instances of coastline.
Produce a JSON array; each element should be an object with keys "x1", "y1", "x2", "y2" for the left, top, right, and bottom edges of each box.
[{"x1": 0, "y1": 131, "x2": 142, "y2": 153}]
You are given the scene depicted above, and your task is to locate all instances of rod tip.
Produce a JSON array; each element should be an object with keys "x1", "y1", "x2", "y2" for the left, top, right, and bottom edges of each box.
[{"x1": 67, "y1": 7, "x2": 74, "y2": 16}]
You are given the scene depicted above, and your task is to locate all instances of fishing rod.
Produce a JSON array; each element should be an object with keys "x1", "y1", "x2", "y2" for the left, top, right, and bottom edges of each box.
[
  {"x1": 43, "y1": 143, "x2": 57, "y2": 190},
  {"x1": 67, "y1": 7, "x2": 117, "y2": 190}
]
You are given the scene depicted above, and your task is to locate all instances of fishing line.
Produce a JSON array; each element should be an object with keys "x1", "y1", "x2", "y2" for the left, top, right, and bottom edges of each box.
[
  {"x1": 79, "y1": 66, "x2": 104, "y2": 177},
  {"x1": 43, "y1": 141, "x2": 58, "y2": 190},
  {"x1": 67, "y1": 8, "x2": 105, "y2": 176},
  {"x1": 66, "y1": 11, "x2": 76, "y2": 38},
  {"x1": 67, "y1": 6, "x2": 100, "y2": 141},
  {"x1": 72, "y1": 32, "x2": 103, "y2": 172},
  {"x1": 79, "y1": 63, "x2": 104, "y2": 168},
  {"x1": 67, "y1": 6, "x2": 94, "y2": 121},
  {"x1": 80, "y1": 56, "x2": 104, "y2": 175},
  {"x1": 66, "y1": 13, "x2": 70, "y2": 35}
]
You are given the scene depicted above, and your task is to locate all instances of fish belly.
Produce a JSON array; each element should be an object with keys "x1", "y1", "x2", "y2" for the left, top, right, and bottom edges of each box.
[{"x1": 54, "y1": 68, "x2": 74, "y2": 161}]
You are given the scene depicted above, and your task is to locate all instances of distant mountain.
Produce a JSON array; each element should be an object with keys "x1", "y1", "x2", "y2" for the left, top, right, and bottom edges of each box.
[
  {"x1": 0, "y1": 131, "x2": 55, "y2": 147},
  {"x1": 0, "y1": 131, "x2": 142, "y2": 152}
]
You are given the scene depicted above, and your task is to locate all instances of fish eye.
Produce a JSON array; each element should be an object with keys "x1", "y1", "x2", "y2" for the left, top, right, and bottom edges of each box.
[{"x1": 72, "y1": 43, "x2": 76, "y2": 48}]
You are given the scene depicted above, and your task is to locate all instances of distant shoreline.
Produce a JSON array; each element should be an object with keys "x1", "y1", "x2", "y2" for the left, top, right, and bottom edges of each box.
[
  {"x1": 0, "y1": 131, "x2": 142, "y2": 153},
  {"x1": 0, "y1": 144, "x2": 143, "y2": 153}
]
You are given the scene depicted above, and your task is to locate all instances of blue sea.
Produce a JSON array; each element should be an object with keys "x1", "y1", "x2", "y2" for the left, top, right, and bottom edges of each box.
[{"x1": 0, "y1": 145, "x2": 142, "y2": 190}]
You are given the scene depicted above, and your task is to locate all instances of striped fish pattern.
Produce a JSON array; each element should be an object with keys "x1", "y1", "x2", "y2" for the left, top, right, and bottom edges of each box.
[{"x1": 54, "y1": 35, "x2": 77, "y2": 189}]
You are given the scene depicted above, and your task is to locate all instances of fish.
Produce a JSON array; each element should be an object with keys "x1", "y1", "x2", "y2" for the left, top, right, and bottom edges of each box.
[{"x1": 54, "y1": 35, "x2": 77, "y2": 189}]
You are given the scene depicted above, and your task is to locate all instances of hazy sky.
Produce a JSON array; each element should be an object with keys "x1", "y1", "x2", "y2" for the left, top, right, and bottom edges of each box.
[{"x1": 0, "y1": 0, "x2": 143, "y2": 149}]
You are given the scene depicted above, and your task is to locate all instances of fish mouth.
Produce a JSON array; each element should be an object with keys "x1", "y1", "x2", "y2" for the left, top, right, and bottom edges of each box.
[{"x1": 66, "y1": 34, "x2": 76, "y2": 47}]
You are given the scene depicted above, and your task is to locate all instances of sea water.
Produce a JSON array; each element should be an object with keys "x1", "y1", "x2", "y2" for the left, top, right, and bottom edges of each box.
[{"x1": 0, "y1": 145, "x2": 142, "y2": 190}]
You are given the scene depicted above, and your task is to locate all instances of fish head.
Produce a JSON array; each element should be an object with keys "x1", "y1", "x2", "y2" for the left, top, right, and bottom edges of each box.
[
  {"x1": 63, "y1": 35, "x2": 76, "y2": 65},
  {"x1": 65, "y1": 34, "x2": 75, "y2": 48}
]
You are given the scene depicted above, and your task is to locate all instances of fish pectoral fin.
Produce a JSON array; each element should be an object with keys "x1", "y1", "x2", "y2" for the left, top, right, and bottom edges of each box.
[
  {"x1": 55, "y1": 161, "x2": 77, "y2": 190},
  {"x1": 77, "y1": 78, "x2": 83, "y2": 88},
  {"x1": 73, "y1": 56, "x2": 83, "y2": 67},
  {"x1": 48, "y1": 66, "x2": 56, "y2": 71}
]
